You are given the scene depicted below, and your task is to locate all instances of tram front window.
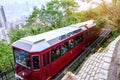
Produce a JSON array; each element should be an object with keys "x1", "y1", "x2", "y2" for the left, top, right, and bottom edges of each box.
[{"x1": 14, "y1": 49, "x2": 30, "y2": 69}]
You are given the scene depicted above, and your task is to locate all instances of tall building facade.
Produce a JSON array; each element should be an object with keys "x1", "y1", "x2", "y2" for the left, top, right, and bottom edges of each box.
[
  {"x1": 0, "y1": 5, "x2": 9, "y2": 43},
  {"x1": 0, "y1": 5, "x2": 7, "y2": 29}
]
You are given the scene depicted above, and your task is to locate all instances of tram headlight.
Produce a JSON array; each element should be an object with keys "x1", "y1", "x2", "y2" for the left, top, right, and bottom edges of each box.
[
  {"x1": 22, "y1": 72, "x2": 25, "y2": 76},
  {"x1": 15, "y1": 73, "x2": 24, "y2": 80}
]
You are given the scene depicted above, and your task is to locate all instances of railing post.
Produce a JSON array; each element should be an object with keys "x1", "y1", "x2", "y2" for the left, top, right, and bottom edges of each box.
[
  {"x1": 4, "y1": 72, "x2": 8, "y2": 80},
  {"x1": 0, "y1": 72, "x2": 4, "y2": 80},
  {"x1": 9, "y1": 59, "x2": 15, "y2": 73}
]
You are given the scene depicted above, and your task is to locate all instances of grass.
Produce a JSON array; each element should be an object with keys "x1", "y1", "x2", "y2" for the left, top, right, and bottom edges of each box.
[{"x1": 100, "y1": 30, "x2": 119, "y2": 48}]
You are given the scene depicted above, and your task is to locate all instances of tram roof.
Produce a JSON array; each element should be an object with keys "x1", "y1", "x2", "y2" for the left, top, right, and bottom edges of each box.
[{"x1": 12, "y1": 20, "x2": 96, "y2": 52}]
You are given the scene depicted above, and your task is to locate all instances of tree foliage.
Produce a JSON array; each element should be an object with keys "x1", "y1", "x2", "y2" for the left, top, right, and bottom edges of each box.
[
  {"x1": 108, "y1": 0, "x2": 120, "y2": 32},
  {"x1": 10, "y1": 0, "x2": 112, "y2": 43},
  {"x1": 0, "y1": 41, "x2": 12, "y2": 72},
  {"x1": 11, "y1": 0, "x2": 120, "y2": 43},
  {"x1": 96, "y1": 17, "x2": 107, "y2": 29},
  {"x1": 26, "y1": 0, "x2": 78, "y2": 28},
  {"x1": 27, "y1": 7, "x2": 40, "y2": 24},
  {"x1": 10, "y1": 0, "x2": 79, "y2": 43},
  {"x1": 9, "y1": 29, "x2": 26, "y2": 43}
]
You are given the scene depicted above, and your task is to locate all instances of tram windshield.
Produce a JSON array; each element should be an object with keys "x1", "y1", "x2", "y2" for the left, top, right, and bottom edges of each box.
[{"x1": 14, "y1": 49, "x2": 30, "y2": 69}]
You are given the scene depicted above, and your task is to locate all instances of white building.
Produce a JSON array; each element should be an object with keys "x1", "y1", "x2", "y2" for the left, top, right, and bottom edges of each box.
[
  {"x1": 0, "y1": 5, "x2": 7, "y2": 29},
  {"x1": 12, "y1": 20, "x2": 26, "y2": 29},
  {"x1": 0, "y1": 5, "x2": 9, "y2": 43}
]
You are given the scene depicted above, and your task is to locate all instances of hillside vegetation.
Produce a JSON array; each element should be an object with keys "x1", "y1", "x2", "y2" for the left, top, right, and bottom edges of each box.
[{"x1": 9, "y1": 0, "x2": 120, "y2": 43}]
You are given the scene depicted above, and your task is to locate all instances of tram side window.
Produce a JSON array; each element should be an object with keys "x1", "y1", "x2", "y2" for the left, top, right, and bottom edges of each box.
[
  {"x1": 61, "y1": 42, "x2": 69, "y2": 55},
  {"x1": 69, "y1": 39, "x2": 74, "y2": 48},
  {"x1": 83, "y1": 33, "x2": 87, "y2": 38},
  {"x1": 52, "y1": 46, "x2": 61, "y2": 61},
  {"x1": 79, "y1": 35, "x2": 83, "y2": 42},
  {"x1": 74, "y1": 35, "x2": 83, "y2": 45},
  {"x1": 43, "y1": 52, "x2": 50, "y2": 66},
  {"x1": 90, "y1": 29, "x2": 95, "y2": 35},
  {"x1": 75, "y1": 36, "x2": 80, "y2": 44},
  {"x1": 32, "y1": 56, "x2": 40, "y2": 70},
  {"x1": 43, "y1": 54, "x2": 46, "y2": 66},
  {"x1": 47, "y1": 53, "x2": 50, "y2": 64}
]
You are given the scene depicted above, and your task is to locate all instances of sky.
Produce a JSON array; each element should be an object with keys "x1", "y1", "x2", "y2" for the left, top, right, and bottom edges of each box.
[
  {"x1": 0, "y1": 0, "x2": 112, "y2": 22},
  {"x1": 0, "y1": 0, "x2": 51, "y2": 22},
  {"x1": 76, "y1": 0, "x2": 112, "y2": 11}
]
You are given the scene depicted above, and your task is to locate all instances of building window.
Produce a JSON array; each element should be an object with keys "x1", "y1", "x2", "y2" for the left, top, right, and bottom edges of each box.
[
  {"x1": 32, "y1": 56, "x2": 40, "y2": 70},
  {"x1": 0, "y1": 22, "x2": 2, "y2": 28}
]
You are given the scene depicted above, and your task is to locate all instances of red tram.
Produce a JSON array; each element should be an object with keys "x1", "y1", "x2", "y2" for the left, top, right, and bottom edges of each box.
[{"x1": 12, "y1": 20, "x2": 101, "y2": 80}]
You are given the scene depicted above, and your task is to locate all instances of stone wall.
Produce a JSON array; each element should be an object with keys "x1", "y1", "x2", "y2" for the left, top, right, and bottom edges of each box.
[{"x1": 62, "y1": 36, "x2": 120, "y2": 80}]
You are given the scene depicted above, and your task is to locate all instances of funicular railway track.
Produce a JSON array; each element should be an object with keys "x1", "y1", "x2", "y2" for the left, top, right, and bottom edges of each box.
[{"x1": 52, "y1": 27, "x2": 112, "y2": 80}]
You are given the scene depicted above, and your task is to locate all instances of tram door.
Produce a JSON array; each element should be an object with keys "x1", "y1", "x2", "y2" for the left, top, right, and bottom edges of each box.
[
  {"x1": 32, "y1": 55, "x2": 41, "y2": 80},
  {"x1": 42, "y1": 52, "x2": 52, "y2": 80}
]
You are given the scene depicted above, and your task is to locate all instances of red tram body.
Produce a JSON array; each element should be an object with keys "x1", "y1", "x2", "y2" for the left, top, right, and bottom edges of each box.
[{"x1": 12, "y1": 20, "x2": 101, "y2": 80}]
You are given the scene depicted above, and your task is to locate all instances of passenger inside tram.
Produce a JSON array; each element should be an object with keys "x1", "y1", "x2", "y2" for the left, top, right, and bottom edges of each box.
[
  {"x1": 69, "y1": 40, "x2": 74, "y2": 48},
  {"x1": 61, "y1": 45, "x2": 68, "y2": 55}
]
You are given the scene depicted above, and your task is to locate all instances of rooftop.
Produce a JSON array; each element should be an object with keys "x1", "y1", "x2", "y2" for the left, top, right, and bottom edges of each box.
[{"x1": 12, "y1": 20, "x2": 95, "y2": 52}]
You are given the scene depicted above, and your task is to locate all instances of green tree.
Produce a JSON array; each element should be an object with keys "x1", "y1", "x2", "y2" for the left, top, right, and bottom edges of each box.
[
  {"x1": 96, "y1": 17, "x2": 107, "y2": 29},
  {"x1": 104, "y1": 0, "x2": 120, "y2": 32},
  {"x1": 39, "y1": 8, "x2": 63, "y2": 28},
  {"x1": 9, "y1": 29, "x2": 26, "y2": 43},
  {"x1": 26, "y1": 0, "x2": 78, "y2": 28},
  {"x1": 60, "y1": 0, "x2": 78, "y2": 26},
  {"x1": 0, "y1": 41, "x2": 12, "y2": 72},
  {"x1": 27, "y1": 7, "x2": 40, "y2": 25}
]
